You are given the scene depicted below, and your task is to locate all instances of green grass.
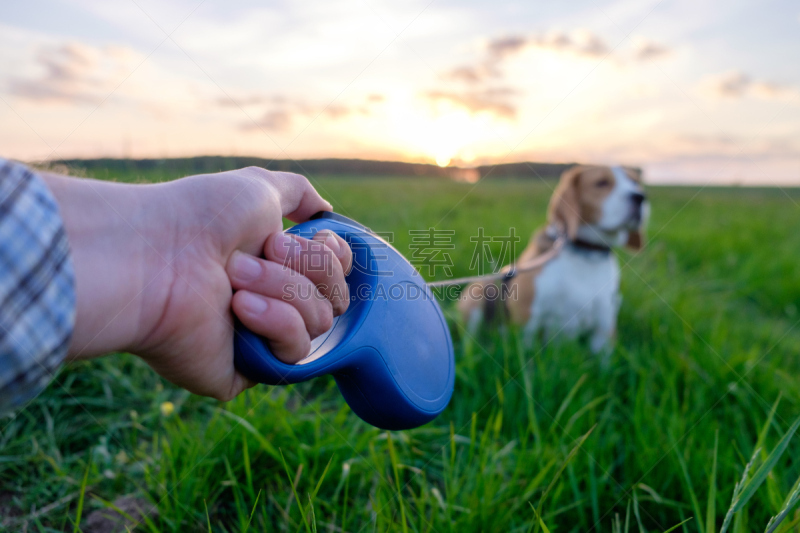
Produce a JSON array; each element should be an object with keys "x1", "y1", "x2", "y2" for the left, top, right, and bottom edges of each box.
[{"x1": 3, "y1": 168, "x2": 800, "y2": 532}]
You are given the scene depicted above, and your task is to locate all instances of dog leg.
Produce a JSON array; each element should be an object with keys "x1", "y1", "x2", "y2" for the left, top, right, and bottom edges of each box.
[
  {"x1": 522, "y1": 311, "x2": 544, "y2": 350},
  {"x1": 590, "y1": 316, "x2": 617, "y2": 368},
  {"x1": 466, "y1": 308, "x2": 483, "y2": 335}
]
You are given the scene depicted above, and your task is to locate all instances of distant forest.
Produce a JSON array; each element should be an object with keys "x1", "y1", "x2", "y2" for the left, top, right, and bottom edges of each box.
[{"x1": 53, "y1": 156, "x2": 581, "y2": 180}]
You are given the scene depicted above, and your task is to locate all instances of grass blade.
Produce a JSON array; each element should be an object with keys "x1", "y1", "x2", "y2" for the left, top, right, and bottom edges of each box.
[
  {"x1": 279, "y1": 449, "x2": 311, "y2": 533},
  {"x1": 340, "y1": 461, "x2": 351, "y2": 532},
  {"x1": 529, "y1": 502, "x2": 552, "y2": 533},
  {"x1": 387, "y1": 433, "x2": 408, "y2": 533},
  {"x1": 706, "y1": 430, "x2": 719, "y2": 533},
  {"x1": 673, "y1": 444, "x2": 703, "y2": 533},
  {"x1": 242, "y1": 435, "x2": 253, "y2": 499},
  {"x1": 535, "y1": 424, "x2": 595, "y2": 530},
  {"x1": 733, "y1": 415, "x2": 800, "y2": 511},
  {"x1": 89, "y1": 495, "x2": 137, "y2": 525},
  {"x1": 719, "y1": 447, "x2": 760, "y2": 533},
  {"x1": 310, "y1": 455, "x2": 335, "y2": 502},
  {"x1": 243, "y1": 489, "x2": 261, "y2": 533},
  {"x1": 218, "y1": 408, "x2": 281, "y2": 460},
  {"x1": 764, "y1": 469, "x2": 800, "y2": 533},
  {"x1": 755, "y1": 394, "x2": 782, "y2": 453},
  {"x1": 720, "y1": 413, "x2": 800, "y2": 533},
  {"x1": 633, "y1": 490, "x2": 648, "y2": 533},
  {"x1": 308, "y1": 494, "x2": 317, "y2": 533},
  {"x1": 550, "y1": 374, "x2": 588, "y2": 433},
  {"x1": 664, "y1": 518, "x2": 694, "y2": 533},
  {"x1": 625, "y1": 500, "x2": 631, "y2": 533},
  {"x1": 73, "y1": 458, "x2": 91, "y2": 533}
]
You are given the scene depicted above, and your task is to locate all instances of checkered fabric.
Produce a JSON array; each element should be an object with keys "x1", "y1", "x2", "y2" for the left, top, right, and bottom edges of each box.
[{"x1": 0, "y1": 159, "x2": 75, "y2": 415}]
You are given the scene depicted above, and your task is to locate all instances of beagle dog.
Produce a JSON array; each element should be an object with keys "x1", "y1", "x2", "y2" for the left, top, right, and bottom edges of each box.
[{"x1": 458, "y1": 165, "x2": 647, "y2": 354}]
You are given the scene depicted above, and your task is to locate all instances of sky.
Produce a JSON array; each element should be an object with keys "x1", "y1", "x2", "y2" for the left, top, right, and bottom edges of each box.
[{"x1": 1, "y1": 0, "x2": 799, "y2": 184}]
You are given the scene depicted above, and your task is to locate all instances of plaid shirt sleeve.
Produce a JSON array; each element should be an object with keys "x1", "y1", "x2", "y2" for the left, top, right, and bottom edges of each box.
[{"x1": 0, "y1": 159, "x2": 75, "y2": 415}]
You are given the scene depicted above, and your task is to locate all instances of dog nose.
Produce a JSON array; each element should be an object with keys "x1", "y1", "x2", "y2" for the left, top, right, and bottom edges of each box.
[{"x1": 630, "y1": 192, "x2": 646, "y2": 205}]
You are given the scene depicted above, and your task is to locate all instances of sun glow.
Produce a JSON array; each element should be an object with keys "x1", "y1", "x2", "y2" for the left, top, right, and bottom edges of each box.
[
  {"x1": 387, "y1": 100, "x2": 511, "y2": 171},
  {"x1": 425, "y1": 111, "x2": 480, "y2": 168}
]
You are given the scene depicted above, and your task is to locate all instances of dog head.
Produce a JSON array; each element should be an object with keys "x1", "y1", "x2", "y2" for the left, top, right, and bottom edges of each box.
[{"x1": 548, "y1": 165, "x2": 648, "y2": 250}]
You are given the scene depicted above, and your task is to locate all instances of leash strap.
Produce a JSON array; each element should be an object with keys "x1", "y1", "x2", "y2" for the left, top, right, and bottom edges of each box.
[{"x1": 426, "y1": 235, "x2": 566, "y2": 288}]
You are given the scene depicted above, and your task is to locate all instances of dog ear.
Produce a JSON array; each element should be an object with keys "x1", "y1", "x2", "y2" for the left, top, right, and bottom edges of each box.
[
  {"x1": 623, "y1": 166, "x2": 643, "y2": 183},
  {"x1": 627, "y1": 195, "x2": 649, "y2": 250},
  {"x1": 549, "y1": 166, "x2": 582, "y2": 240},
  {"x1": 626, "y1": 230, "x2": 644, "y2": 250}
]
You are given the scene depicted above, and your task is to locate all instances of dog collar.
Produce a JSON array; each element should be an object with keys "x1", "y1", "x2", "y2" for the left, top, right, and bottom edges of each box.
[
  {"x1": 570, "y1": 238, "x2": 612, "y2": 254},
  {"x1": 545, "y1": 224, "x2": 611, "y2": 254}
]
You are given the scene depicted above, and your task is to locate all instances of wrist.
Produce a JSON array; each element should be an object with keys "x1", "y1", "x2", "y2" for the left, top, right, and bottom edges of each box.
[{"x1": 41, "y1": 173, "x2": 173, "y2": 359}]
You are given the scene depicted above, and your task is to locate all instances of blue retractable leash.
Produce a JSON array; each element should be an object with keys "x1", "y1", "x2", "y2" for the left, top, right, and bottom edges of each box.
[{"x1": 233, "y1": 211, "x2": 455, "y2": 431}]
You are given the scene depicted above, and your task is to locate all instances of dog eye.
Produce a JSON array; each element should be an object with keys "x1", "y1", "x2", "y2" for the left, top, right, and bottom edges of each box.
[{"x1": 596, "y1": 178, "x2": 612, "y2": 187}]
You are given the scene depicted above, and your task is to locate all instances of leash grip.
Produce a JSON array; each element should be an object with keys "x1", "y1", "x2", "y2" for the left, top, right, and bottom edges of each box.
[{"x1": 233, "y1": 211, "x2": 455, "y2": 430}]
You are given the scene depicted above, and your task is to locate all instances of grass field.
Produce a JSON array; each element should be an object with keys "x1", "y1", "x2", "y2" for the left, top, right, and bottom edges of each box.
[{"x1": 3, "y1": 167, "x2": 800, "y2": 532}]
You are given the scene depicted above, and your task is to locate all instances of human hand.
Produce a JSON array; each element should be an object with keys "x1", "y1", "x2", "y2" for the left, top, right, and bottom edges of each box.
[{"x1": 43, "y1": 167, "x2": 352, "y2": 401}]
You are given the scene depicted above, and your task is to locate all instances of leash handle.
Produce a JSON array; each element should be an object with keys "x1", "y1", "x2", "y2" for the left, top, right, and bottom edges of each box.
[{"x1": 233, "y1": 211, "x2": 455, "y2": 431}]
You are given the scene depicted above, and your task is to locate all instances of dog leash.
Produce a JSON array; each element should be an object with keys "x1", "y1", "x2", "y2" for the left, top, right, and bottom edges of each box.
[{"x1": 426, "y1": 234, "x2": 566, "y2": 288}]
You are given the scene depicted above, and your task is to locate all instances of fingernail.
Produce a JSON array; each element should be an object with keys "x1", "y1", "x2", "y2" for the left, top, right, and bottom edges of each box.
[
  {"x1": 273, "y1": 232, "x2": 296, "y2": 257},
  {"x1": 239, "y1": 292, "x2": 268, "y2": 315},
  {"x1": 231, "y1": 252, "x2": 261, "y2": 281},
  {"x1": 323, "y1": 231, "x2": 340, "y2": 254}
]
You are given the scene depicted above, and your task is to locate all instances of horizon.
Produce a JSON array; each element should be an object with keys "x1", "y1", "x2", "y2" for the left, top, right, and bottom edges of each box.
[
  {"x1": 2, "y1": 0, "x2": 799, "y2": 185},
  {"x1": 46, "y1": 154, "x2": 800, "y2": 187}
]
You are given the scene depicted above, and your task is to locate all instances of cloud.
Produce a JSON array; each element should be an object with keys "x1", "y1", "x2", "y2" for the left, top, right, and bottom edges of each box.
[
  {"x1": 442, "y1": 31, "x2": 612, "y2": 86},
  {"x1": 633, "y1": 39, "x2": 671, "y2": 61},
  {"x1": 215, "y1": 95, "x2": 281, "y2": 108},
  {"x1": 486, "y1": 36, "x2": 528, "y2": 59},
  {"x1": 237, "y1": 93, "x2": 383, "y2": 132},
  {"x1": 246, "y1": 110, "x2": 293, "y2": 131},
  {"x1": 709, "y1": 71, "x2": 751, "y2": 97},
  {"x1": 705, "y1": 71, "x2": 800, "y2": 100},
  {"x1": 424, "y1": 88, "x2": 518, "y2": 119},
  {"x1": 242, "y1": 105, "x2": 343, "y2": 133},
  {"x1": 442, "y1": 64, "x2": 498, "y2": 84},
  {"x1": 434, "y1": 30, "x2": 639, "y2": 121},
  {"x1": 519, "y1": 31, "x2": 671, "y2": 61},
  {"x1": 8, "y1": 42, "x2": 139, "y2": 105},
  {"x1": 442, "y1": 31, "x2": 670, "y2": 86},
  {"x1": 667, "y1": 133, "x2": 800, "y2": 160},
  {"x1": 527, "y1": 30, "x2": 610, "y2": 58}
]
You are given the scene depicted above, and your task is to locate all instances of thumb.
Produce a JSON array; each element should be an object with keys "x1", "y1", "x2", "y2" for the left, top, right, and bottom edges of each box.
[{"x1": 266, "y1": 171, "x2": 333, "y2": 222}]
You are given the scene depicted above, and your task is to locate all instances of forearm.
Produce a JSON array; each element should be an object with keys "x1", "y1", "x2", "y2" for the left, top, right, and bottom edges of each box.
[{"x1": 40, "y1": 173, "x2": 168, "y2": 359}]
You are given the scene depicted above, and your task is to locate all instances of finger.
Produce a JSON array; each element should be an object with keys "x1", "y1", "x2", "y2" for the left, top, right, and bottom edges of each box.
[
  {"x1": 222, "y1": 372, "x2": 257, "y2": 402},
  {"x1": 231, "y1": 290, "x2": 311, "y2": 364},
  {"x1": 227, "y1": 251, "x2": 334, "y2": 338},
  {"x1": 312, "y1": 230, "x2": 353, "y2": 276},
  {"x1": 265, "y1": 233, "x2": 350, "y2": 316},
  {"x1": 262, "y1": 170, "x2": 333, "y2": 222}
]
